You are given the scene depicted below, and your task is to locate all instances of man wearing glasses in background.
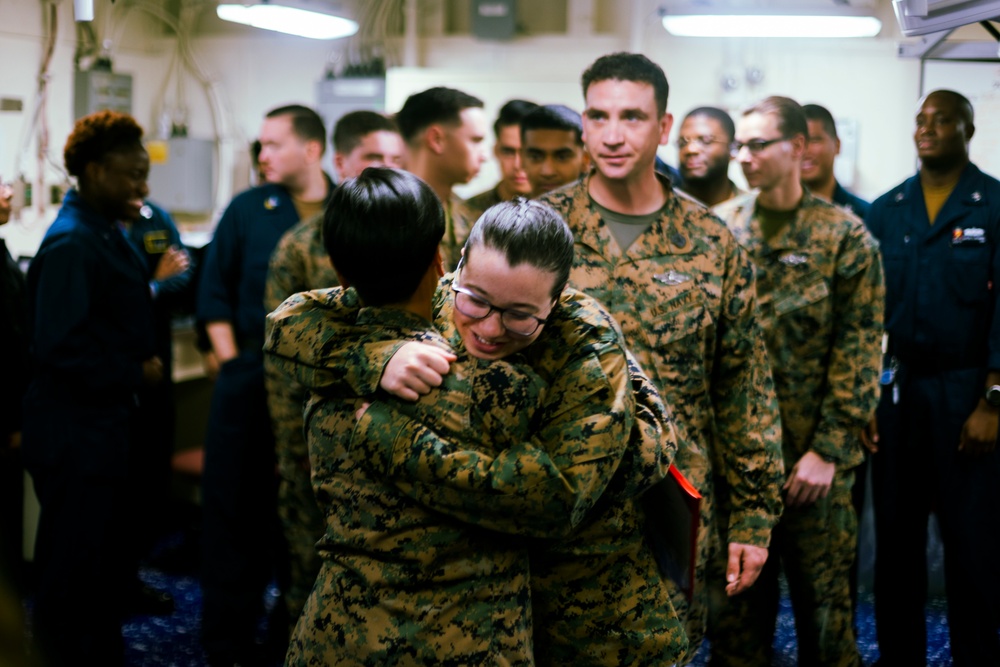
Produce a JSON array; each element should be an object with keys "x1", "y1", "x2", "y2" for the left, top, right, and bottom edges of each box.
[
  {"x1": 675, "y1": 106, "x2": 746, "y2": 216},
  {"x1": 713, "y1": 95, "x2": 884, "y2": 667}
]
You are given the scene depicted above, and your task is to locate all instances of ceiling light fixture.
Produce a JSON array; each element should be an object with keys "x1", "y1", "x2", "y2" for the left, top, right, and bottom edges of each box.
[
  {"x1": 660, "y1": 2, "x2": 882, "y2": 38},
  {"x1": 216, "y1": 2, "x2": 359, "y2": 40}
]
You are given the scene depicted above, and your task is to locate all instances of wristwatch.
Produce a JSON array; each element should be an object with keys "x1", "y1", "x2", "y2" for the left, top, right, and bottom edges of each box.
[{"x1": 985, "y1": 384, "x2": 1000, "y2": 408}]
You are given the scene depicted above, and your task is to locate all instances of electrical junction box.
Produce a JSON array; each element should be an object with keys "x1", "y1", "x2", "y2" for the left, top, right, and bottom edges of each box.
[
  {"x1": 74, "y1": 69, "x2": 132, "y2": 119},
  {"x1": 472, "y1": 0, "x2": 516, "y2": 40},
  {"x1": 315, "y1": 77, "x2": 386, "y2": 181},
  {"x1": 146, "y1": 137, "x2": 214, "y2": 215}
]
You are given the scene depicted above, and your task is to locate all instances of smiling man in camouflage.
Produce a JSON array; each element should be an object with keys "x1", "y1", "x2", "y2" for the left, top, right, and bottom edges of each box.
[{"x1": 539, "y1": 52, "x2": 785, "y2": 662}]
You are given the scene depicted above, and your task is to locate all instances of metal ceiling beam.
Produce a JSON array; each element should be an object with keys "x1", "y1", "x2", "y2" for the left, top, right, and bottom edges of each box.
[{"x1": 897, "y1": 21, "x2": 1000, "y2": 60}]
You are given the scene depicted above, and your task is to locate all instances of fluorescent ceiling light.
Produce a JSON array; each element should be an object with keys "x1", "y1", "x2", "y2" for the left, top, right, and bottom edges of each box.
[
  {"x1": 662, "y1": 14, "x2": 882, "y2": 37},
  {"x1": 217, "y1": 3, "x2": 359, "y2": 40}
]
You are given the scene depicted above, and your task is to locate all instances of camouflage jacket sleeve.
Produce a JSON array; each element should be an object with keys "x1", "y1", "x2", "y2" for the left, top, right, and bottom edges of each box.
[
  {"x1": 350, "y1": 291, "x2": 639, "y2": 537},
  {"x1": 713, "y1": 240, "x2": 785, "y2": 547},
  {"x1": 264, "y1": 222, "x2": 308, "y2": 313},
  {"x1": 263, "y1": 287, "x2": 410, "y2": 395},
  {"x1": 603, "y1": 350, "x2": 677, "y2": 502},
  {"x1": 810, "y1": 224, "x2": 884, "y2": 466}
]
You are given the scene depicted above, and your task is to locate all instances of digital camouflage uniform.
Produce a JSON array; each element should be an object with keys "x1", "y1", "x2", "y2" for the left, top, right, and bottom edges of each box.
[
  {"x1": 442, "y1": 195, "x2": 477, "y2": 272},
  {"x1": 265, "y1": 282, "x2": 689, "y2": 666},
  {"x1": 539, "y1": 174, "x2": 785, "y2": 660},
  {"x1": 266, "y1": 288, "x2": 541, "y2": 666},
  {"x1": 711, "y1": 190, "x2": 884, "y2": 666},
  {"x1": 465, "y1": 184, "x2": 503, "y2": 221},
  {"x1": 263, "y1": 211, "x2": 339, "y2": 631}
]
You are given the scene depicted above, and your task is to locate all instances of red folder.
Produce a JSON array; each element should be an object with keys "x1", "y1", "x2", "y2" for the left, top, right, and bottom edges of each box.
[{"x1": 644, "y1": 464, "x2": 702, "y2": 602}]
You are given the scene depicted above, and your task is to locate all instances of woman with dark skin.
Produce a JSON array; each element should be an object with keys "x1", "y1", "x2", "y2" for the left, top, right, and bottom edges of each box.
[{"x1": 22, "y1": 110, "x2": 162, "y2": 667}]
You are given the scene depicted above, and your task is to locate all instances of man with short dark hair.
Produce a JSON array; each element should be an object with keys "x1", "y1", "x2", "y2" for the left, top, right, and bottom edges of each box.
[
  {"x1": 539, "y1": 51, "x2": 785, "y2": 662},
  {"x1": 197, "y1": 103, "x2": 334, "y2": 666},
  {"x1": 396, "y1": 87, "x2": 489, "y2": 270},
  {"x1": 332, "y1": 110, "x2": 405, "y2": 182},
  {"x1": 262, "y1": 109, "x2": 403, "y2": 636},
  {"x1": 802, "y1": 103, "x2": 870, "y2": 219},
  {"x1": 863, "y1": 89, "x2": 1000, "y2": 667},
  {"x1": 466, "y1": 99, "x2": 538, "y2": 218},
  {"x1": 266, "y1": 111, "x2": 402, "y2": 309},
  {"x1": 520, "y1": 104, "x2": 590, "y2": 198},
  {"x1": 675, "y1": 106, "x2": 744, "y2": 214},
  {"x1": 713, "y1": 95, "x2": 883, "y2": 667}
]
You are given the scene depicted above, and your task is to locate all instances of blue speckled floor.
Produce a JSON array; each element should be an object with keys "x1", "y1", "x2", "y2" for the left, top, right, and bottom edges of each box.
[
  {"x1": 123, "y1": 567, "x2": 281, "y2": 667},
  {"x1": 684, "y1": 592, "x2": 953, "y2": 666},
  {"x1": 122, "y1": 564, "x2": 953, "y2": 667}
]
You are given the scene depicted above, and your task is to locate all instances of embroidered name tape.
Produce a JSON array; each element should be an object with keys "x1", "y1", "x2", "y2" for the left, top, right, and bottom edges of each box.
[{"x1": 953, "y1": 227, "x2": 986, "y2": 245}]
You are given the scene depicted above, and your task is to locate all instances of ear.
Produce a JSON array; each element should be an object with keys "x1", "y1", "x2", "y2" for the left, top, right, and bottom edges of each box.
[
  {"x1": 435, "y1": 248, "x2": 445, "y2": 277},
  {"x1": 834, "y1": 137, "x2": 842, "y2": 157},
  {"x1": 658, "y1": 112, "x2": 674, "y2": 146},
  {"x1": 426, "y1": 125, "x2": 446, "y2": 155},
  {"x1": 82, "y1": 160, "x2": 102, "y2": 188},
  {"x1": 579, "y1": 150, "x2": 591, "y2": 176},
  {"x1": 790, "y1": 133, "x2": 807, "y2": 159},
  {"x1": 333, "y1": 152, "x2": 347, "y2": 181},
  {"x1": 305, "y1": 139, "x2": 323, "y2": 164}
]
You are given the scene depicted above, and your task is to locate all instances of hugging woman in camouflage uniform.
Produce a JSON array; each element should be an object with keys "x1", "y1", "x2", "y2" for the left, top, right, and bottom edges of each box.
[{"x1": 266, "y1": 175, "x2": 687, "y2": 666}]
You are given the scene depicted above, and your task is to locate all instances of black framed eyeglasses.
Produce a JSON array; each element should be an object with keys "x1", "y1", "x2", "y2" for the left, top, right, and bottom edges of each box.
[
  {"x1": 450, "y1": 280, "x2": 549, "y2": 337},
  {"x1": 732, "y1": 137, "x2": 787, "y2": 155}
]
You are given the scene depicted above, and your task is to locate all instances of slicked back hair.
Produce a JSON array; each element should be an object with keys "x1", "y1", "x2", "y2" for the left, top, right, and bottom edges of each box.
[
  {"x1": 464, "y1": 198, "x2": 575, "y2": 301},
  {"x1": 324, "y1": 167, "x2": 444, "y2": 306}
]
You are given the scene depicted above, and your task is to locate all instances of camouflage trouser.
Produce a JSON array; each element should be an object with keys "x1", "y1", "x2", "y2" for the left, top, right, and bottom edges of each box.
[
  {"x1": 277, "y1": 456, "x2": 325, "y2": 633},
  {"x1": 531, "y1": 504, "x2": 690, "y2": 667},
  {"x1": 706, "y1": 471, "x2": 859, "y2": 667},
  {"x1": 266, "y1": 367, "x2": 325, "y2": 634}
]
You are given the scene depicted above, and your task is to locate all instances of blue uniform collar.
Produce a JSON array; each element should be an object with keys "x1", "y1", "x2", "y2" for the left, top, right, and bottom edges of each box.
[{"x1": 891, "y1": 162, "x2": 987, "y2": 209}]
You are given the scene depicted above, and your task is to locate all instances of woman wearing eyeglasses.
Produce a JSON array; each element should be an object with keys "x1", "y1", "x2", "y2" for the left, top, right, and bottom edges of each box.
[{"x1": 266, "y1": 175, "x2": 688, "y2": 666}]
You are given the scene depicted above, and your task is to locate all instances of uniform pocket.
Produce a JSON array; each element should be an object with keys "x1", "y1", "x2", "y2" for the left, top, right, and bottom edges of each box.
[
  {"x1": 772, "y1": 273, "x2": 830, "y2": 317},
  {"x1": 642, "y1": 295, "x2": 713, "y2": 394},
  {"x1": 949, "y1": 245, "x2": 991, "y2": 305}
]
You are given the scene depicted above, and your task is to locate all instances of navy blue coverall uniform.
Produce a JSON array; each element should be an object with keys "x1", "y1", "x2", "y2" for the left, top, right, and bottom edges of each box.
[
  {"x1": 125, "y1": 201, "x2": 193, "y2": 553},
  {"x1": 21, "y1": 189, "x2": 156, "y2": 666},
  {"x1": 832, "y1": 181, "x2": 871, "y2": 221},
  {"x1": 196, "y1": 181, "x2": 330, "y2": 662},
  {"x1": 0, "y1": 238, "x2": 28, "y2": 593},
  {"x1": 865, "y1": 162, "x2": 1000, "y2": 666}
]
